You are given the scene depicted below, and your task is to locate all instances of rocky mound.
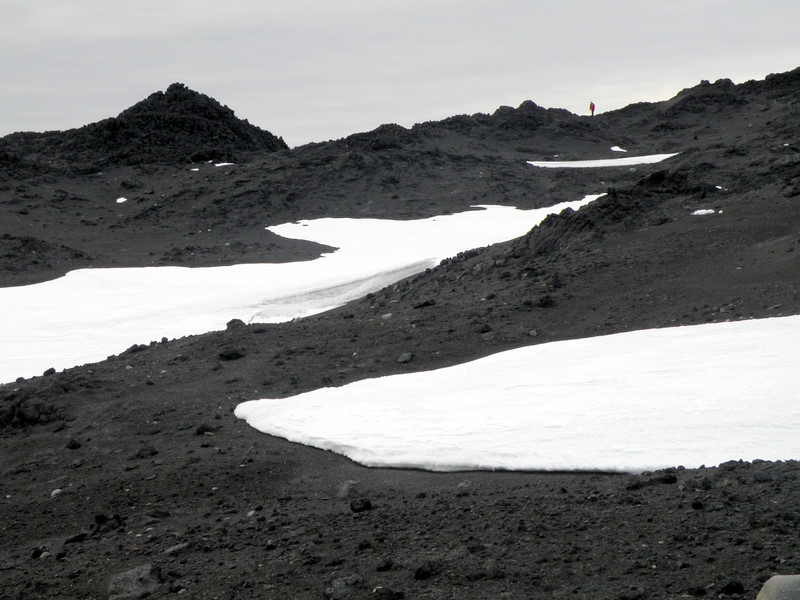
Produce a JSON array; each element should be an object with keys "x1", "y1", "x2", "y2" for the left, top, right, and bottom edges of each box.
[{"x1": 0, "y1": 83, "x2": 287, "y2": 173}]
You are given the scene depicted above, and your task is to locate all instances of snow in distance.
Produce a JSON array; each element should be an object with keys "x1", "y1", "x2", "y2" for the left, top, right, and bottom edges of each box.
[
  {"x1": 236, "y1": 314, "x2": 800, "y2": 473},
  {"x1": 528, "y1": 153, "x2": 679, "y2": 168},
  {"x1": 0, "y1": 197, "x2": 599, "y2": 384}
]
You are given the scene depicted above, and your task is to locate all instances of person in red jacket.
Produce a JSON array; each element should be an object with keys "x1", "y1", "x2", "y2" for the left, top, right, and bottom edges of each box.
[{"x1": 589, "y1": 101, "x2": 596, "y2": 116}]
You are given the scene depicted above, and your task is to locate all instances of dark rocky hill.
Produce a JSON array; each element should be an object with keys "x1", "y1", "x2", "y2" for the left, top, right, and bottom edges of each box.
[
  {"x1": 1, "y1": 68, "x2": 799, "y2": 600},
  {"x1": 0, "y1": 83, "x2": 287, "y2": 175}
]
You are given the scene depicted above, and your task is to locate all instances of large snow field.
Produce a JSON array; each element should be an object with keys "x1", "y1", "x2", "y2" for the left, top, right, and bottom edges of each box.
[
  {"x1": 236, "y1": 314, "x2": 800, "y2": 473},
  {"x1": 0, "y1": 197, "x2": 597, "y2": 384}
]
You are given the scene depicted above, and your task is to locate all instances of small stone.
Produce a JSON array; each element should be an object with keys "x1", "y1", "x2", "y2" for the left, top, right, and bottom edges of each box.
[
  {"x1": 720, "y1": 581, "x2": 745, "y2": 595},
  {"x1": 43, "y1": 367, "x2": 56, "y2": 376},
  {"x1": 325, "y1": 575, "x2": 364, "y2": 600},
  {"x1": 373, "y1": 586, "x2": 404, "y2": 600},
  {"x1": 66, "y1": 438, "x2": 82, "y2": 450},
  {"x1": 376, "y1": 558, "x2": 394, "y2": 572},
  {"x1": 64, "y1": 532, "x2": 88, "y2": 544},
  {"x1": 457, "y1": 480, "x2": 473, "y2": 495},
  {"x1": 107, "y1": 563, "x2": 163, "y2": 600},
  {"x1": 395, "y1": 352, "x2": 413, "y2": 364},
  {"x1": 132, "y1": 445, "x2": 159, "y2": 459},
  {"x1": 226, "y1": 318, "x2": 246, "y2": 330},
  {"x1": 164, "y1": 542, "x2": 190, "y2": 556},
  {"x1": 350, "y1": 497, "x2": 373, "y2": 513},
  {"x1": 50, "y1": 488, "x2": 63, "y2": 498},
  {"x1": 687, "y1": 587, "x2": 707, "y2": 597},
  {"x1": 337, "y1": 480, "x2": 360, "y2": 498},
  {"x1": 414, "y1": 561, "x2": 438, "y2": 580},
  {"x1": 195, "y1": 424, "x2": 216, "y2": 436},
  {"x1": 528, "y1": 329, "x2": 539, "y2": 337},
  {"x1": 219, "y1": 348, "x2": 245, "y2": 361}
]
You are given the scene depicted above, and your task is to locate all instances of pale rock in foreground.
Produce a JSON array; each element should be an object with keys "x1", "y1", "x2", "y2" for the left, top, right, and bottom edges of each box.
[{"x1": 757, "y1": 576, "x2": 800, "y2": 600}]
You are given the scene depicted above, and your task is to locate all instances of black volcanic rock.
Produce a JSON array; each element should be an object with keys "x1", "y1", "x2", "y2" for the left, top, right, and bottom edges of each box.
[
  {"x1": 0, "y1": 83, "x2": 287, "y2": 172},
  {"x1": 414, "y1": 99, "x2": 587, "y2": 142},
  {"x1": 0, "y1": 233, "x2": 92, "y2": 277},
  {"x1": 344, "y1": 123, "x2": 419, "y2": 150}
]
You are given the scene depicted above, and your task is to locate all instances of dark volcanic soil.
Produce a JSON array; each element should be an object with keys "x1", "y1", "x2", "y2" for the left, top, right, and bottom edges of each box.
[{"x1": 1, "y1": 72, "x2": 800, "y2": 600}]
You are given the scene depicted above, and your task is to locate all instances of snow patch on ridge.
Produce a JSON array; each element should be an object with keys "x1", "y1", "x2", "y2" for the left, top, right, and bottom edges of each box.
[{"x1": 527, "y1": 153, "x2": 678, "y2": 168}]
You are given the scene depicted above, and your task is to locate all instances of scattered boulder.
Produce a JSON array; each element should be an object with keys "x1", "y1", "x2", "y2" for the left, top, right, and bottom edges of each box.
[
  {"x1": 413, "y1": 560, "x2": 439, "y2": 581},
  {"x1": 226, "y1": 318, "x2": 247, "y2": 330},
  {"x1": 721, "y1": 581, "x2": 745, "y2": 595},
  {"x1": 195, "y1": 423, "x2": 216, "y2": 436},
  {"x1": 324, "y1": 575, "x2": 364, "y2": 600},
  {"x1": 395, "y1": 352, "x2": 413, "y2": 364},
  {"x1": 219, "y1": 347, "x2": 246, "y2": 361},
  {"x1": 350, "y1": 497, "x2": 373, "y2": 513},
  {"x1": 107, "y1": 563, "x2": 163, "y2": 600},
  {"x1": 456, "y1": 480, "x2": 474, "y2": 496},
  {"x1": 131, "y1": 445, "x2": 158, "y2": 459},
  {"x1": 337, "y1": 480, "x2": 360, "y2": 498},
  {"x1": 372, "y1": 586, "x2": 404, "y2": 600}
]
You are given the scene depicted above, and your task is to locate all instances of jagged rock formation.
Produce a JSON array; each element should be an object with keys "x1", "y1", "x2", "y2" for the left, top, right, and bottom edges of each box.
[{"x1": 0, "y1": 82, "x2": 287, "y2": 173}]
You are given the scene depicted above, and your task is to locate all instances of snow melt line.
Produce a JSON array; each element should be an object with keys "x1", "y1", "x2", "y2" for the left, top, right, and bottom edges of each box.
[{"x1": 527, "y1": 153, "x2": 678, "y2": 168}]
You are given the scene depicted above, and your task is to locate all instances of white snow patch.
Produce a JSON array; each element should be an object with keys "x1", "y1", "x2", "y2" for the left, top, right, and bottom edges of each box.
[
  {"x1": 236, "y1": 315, "x2": 800, "y2": 473},
  {"x1": 190, "y1": 168, "x2": 199, "y2": 172},
  {"x1": 527, "y1": 153, "x2": 678, "y2": 168},
  {"x1": 214, "y1": 162, "x2": 235, "y2": 167},
  {"x1": 0, "y1": 197, "x2": 601, "y2": 383},
  {"x1": 116, "y1": 197, "x2": 128, "y2": 204},
  {"x1": 692, "y1": 209, "x2": 716, "y2": 216},
  {"x1": 610, "y1": 146, "x2": 627, "y2": 152}
]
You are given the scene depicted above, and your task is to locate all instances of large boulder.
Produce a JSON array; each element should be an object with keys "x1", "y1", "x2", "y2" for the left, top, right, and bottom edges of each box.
[{"x1": 756, "y1": 575, "x2": 800, "y2": 600}]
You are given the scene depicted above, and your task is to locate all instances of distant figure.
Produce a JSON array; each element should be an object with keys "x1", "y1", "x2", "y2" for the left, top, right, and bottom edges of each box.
[{"x1": 589, "y1": 101, "x2": 596, "y2": 116}]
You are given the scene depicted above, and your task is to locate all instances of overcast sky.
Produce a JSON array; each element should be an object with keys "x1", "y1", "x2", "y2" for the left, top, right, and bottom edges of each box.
[{"x1": 2, "y1": 0, "x2": 799, "y2": 147}]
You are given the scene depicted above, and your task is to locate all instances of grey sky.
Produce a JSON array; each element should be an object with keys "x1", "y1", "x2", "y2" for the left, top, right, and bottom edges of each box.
[{"x1": 2, "y1": 0, "x2": 799, "y2": 147}]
